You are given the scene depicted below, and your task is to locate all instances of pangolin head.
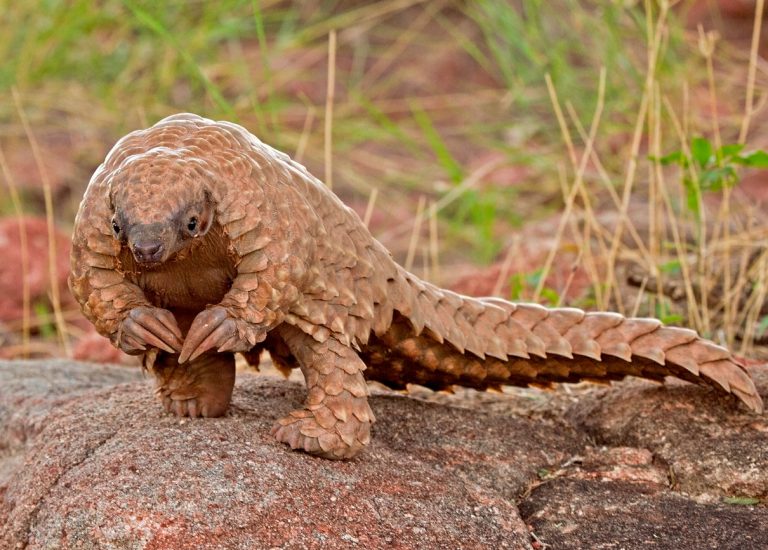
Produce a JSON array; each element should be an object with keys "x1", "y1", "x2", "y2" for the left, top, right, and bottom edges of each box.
[{"x1": 108, "y1": 148, "x2": 215, "y2": 268}]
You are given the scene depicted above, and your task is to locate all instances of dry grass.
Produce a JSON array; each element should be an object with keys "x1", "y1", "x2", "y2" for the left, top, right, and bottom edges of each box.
[
  {"x1": 0, "y1": 144, "x2": 30, "y2": 357},
  {"x1": 12, "y1": 88, "x2": 71, "y2": 357},
  {"x1": 516, "y1": 1, "x2": 768, "y2": 356}
]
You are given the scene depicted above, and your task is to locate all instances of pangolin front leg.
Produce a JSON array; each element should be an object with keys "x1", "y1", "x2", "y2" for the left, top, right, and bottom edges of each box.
[
  {"x1": 152, "y1": 351, "x2": 236, "y2": 418},
  {"x1": 271, "y1": 325, "x2": 374, "y2": 460}
]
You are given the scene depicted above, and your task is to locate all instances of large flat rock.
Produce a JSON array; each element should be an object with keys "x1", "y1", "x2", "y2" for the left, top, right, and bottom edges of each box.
[
  {"x1": 0, "y1": 360, "x2": 582, "y2": 549},
  {"x1": 0, "y1": 359, "x2": 766, "y2": 549}
]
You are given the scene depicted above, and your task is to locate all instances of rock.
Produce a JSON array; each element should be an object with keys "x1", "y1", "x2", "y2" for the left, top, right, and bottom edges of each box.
[
  {"x1": 683, "y1": 0, "x2": 768, "y2": 56},
  {"x1": 0, "y1": 217, "x2": 126, "y2": 361},
  {"x1": 0, "y1": 216, "x2": 72, "y2": 325},
  {"x1": 71, "y1": 329, "x2": 134, "y2": 365},
  {"x1": 1, "y1": 359, "x2": 766, "y2": 549},
  {"x1": 521, "y1": 370, "x2": 768, "y2": 549},
  {"x1": 569, "y1": 366, "x2": 768, "y2": 502},
  {"x1": 687, "y1": 0, "x2": 767, "y2": 20},
  {"x1": 0, "y1": 359, "x2": 141, "y2": 456},
  {"x1": 0, "y1": 360, "x2": 583, "y2": 549},
  {"x1": 520, "y1": 479, "x2": 768, "y2": 549}
]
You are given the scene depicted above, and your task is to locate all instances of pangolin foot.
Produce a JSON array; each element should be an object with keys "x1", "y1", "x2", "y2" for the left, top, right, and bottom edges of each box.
[
  {"x1": 157, "y1": 392, "x2": 230, "y2": 418},
  {"x1": 271, "y1": 407, "x2": 372, "y2": 460},
  {"x1": 152, "y1": 351, "x2": 236, "y2": 418}
]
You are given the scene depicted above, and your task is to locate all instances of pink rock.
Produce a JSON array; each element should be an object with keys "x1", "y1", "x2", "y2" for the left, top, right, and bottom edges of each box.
[
  {"x1": 0, "y1": 361, "x2": 583, "y2": 548},
  {"x1": 564, "y1": 446, "x2": 669, "y2": 486},
  {"x1": 570, "y1": 365, "x2": 768, "y2": 500},
  {"x1": 2, "y1": 360, "x2": 766, "y2": 548},
  {"x1": 71, "y1": 330, "x2": 134, "y2": 365},
  {"x1": 0, "y1": 216, "x2": 72, "y2": 324}
]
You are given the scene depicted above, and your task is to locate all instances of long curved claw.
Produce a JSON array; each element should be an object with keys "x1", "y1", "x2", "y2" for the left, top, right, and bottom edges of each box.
[
  {"x1": 121, "y1": 334, "x2": 146, "y2": 353},
  {"x1": 152, "y1": 309, "x2": 184, "y2": 342},
  {"x1": 189, "y1": 322, "x2": 235, "y2": 362},
  {"x1": 216, "y1": 334, "x2": 242, "y2": 353},
  {"x1": 129, "y1": 307, "x2": 183, "y2": 350},
  {"x1": 119, "y1": 307, "x2": 183, "y2": 355},
  {"x1": 179, "y1": 307, "x2": 233, "y2": 363},
  {"x1": 123, "y1": 318, "x2": 177, "y2": 354}
]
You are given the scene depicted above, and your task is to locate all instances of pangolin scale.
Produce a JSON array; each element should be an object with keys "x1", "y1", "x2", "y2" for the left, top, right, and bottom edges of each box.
[{"x1": 69, "y1": 113, "x2": 764, "y2": 459}]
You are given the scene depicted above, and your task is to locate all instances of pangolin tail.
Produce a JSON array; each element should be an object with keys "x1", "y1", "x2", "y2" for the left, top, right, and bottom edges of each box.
[{"x1": 363, "y1": 272, "x2": 763, "y2": 413}]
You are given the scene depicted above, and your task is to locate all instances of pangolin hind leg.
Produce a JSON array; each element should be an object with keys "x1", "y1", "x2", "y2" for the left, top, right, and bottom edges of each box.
[
  {"x1": 152, "y1": 351, "x2": 236, "y2": 418},
  {"x1": 270, "y1": 325, "x2": 374, "y2": 459}
]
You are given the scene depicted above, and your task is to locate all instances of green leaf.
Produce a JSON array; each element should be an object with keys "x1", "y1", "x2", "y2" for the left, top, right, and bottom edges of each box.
[
  {"x1": 700, "y1": 166, "x2": 737, "y2": 191},
  {"x1": 659, "y1": 260, "x2": 681, "y2": 275},
  {"x1": 655, "y1": 297, "x2": 682, "y2": 325},
  {"x1": 723, "y1": 496, "x2": 760, "y2": 506},
  {"x1": 525, "y1": 269, "x2": 543, "y2": 287},
  {"x1": 735, "y1": 150, "x2": 768, "y2": 168},
  {"x1": 509, "y1": 274, "x2": 525, "y2": 301},
  {"x1": 660, "y1": 313, "x2": 683, "y2": 325},
  {"x1": 718, "y1": 143, "x2": 744, "y2": 160},
  {"x1": 33, "y1": 301, "x2": 55, "y2": 339},
  {"x1": 691, "y1": 137, "x2": 713, "y2": 168},
  {"x1": 757, "y1": 316, "x2": 768, "y2": 338},
  {"x1": 652, "y1": 150, "x2": 687, "y2": 166},
  {"x1": 683, "y1": 177, "x2": 702, "y2": 218},
  {"x1": 539, "y1": 287, "x2": 560, "y2": 306}
]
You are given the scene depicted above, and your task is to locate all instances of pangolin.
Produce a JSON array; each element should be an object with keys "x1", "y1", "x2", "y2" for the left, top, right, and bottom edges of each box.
[{"x1": 69, "y1": 113, "x2": 764, "y2": 459}]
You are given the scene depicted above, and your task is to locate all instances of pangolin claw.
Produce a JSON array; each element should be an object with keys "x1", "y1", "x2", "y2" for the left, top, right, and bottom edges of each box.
[
  {"x1": 119, "y1": 306, "x2": 183, "y2": 355},
  {"x1": 179, "y1": 306, "x2": 248, "y2": 363}
]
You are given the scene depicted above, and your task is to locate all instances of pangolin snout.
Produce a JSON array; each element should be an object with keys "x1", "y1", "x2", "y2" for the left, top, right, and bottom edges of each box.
[{"x1": 132, "y1": 241, "x2": 164, "y2": 264}]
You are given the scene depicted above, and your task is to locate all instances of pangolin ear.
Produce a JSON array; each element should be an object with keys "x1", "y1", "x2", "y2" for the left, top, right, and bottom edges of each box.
[
  {"x1": 104, "y1": 190, "x2": 118, "y2": 239},
  {"x1": 198, "y1": 188, "x2": 215, "y2": 235},
  {"x1": 203, "y1": 187, "x2": 214, "y2": 207},
  {"x1": 106, "y1": 179, "x2": 116, "y2": 213}
]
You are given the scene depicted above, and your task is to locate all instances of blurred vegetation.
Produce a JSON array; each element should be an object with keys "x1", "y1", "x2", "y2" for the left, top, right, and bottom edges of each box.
[
  {"x1": 1, "y1": 0, "x2": 767, "y2": 357},
  {"x1": 0, "y1": 1, "x2": 694, "y2": 251}
]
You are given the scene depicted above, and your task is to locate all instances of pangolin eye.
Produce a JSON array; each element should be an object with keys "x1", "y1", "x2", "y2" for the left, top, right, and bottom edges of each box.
[
  {"x1": 111, "y1": 220, "x2": 120, "y2": 235},
  {"x1": 187, "y1": 217, "x2": 198, "y2": 233}
]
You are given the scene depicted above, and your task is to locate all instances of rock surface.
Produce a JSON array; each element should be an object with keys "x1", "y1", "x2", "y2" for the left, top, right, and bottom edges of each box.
[{"x1": 0, "y1": 359, "x2": 766, "y2": 549}]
